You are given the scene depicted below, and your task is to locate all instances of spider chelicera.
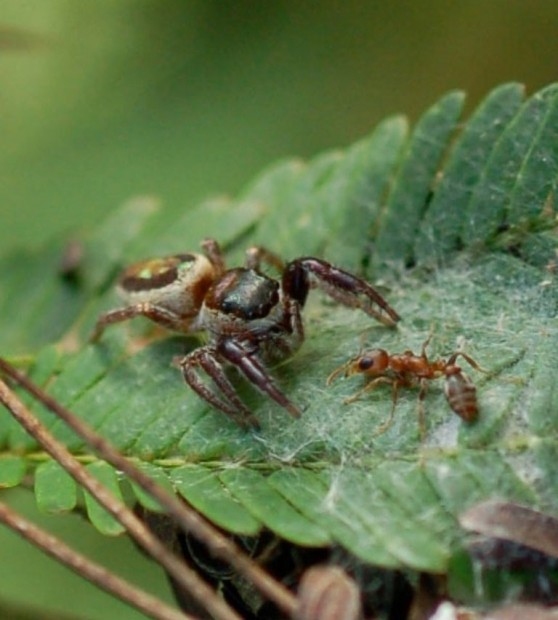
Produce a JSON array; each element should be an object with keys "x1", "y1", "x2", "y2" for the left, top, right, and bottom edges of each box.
[{"x1": 91, "y1": 239, "x2": 401, "y2": 428}]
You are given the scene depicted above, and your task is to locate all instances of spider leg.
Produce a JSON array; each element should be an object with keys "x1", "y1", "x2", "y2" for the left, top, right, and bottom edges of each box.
[
  {"x1": 244, "y1": 246, "x2": 285, "y2": 272},
  {"x1": 282, "y1": 258, "x2": 401, "y2": 326},
  {"x1": 177, "y1": 347, "x2": 261, "y2": 428},
  {"x1": 90, "y1": 303, "x2": 186, "y2": 342},
  {"x1": 277, "y1": 297, "x2": 304, "y2": 358},
  {"x1": 218, "y1": 339, "x2": 302, "y2": 418},
  {"x1": 200, "y1": 238, "x2": 226, "y2": 275}
]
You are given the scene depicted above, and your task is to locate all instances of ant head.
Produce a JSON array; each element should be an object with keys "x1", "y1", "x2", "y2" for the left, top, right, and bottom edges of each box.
[
  {"x1": 354, "y1": 349, "x2": 389, "y2": 374},
  {"x1": 327, "y1": 349, "x2": 389, "y2": 386}
]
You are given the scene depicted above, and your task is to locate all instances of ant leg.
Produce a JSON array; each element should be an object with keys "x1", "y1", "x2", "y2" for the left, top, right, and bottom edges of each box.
[
  {"x1": 373, "y1": 380, "x2": 401, "y2": 436},
  {"x1": 177, "y1": 347, "x2": 261, "y2": 428},
  {"x1": 326, "y1": 360, "x2": 354, "y2": 386},
  {"x1": 343, "y1": 376, "x2": 394, "y2": 404},
  {"x1": 218, "y1": 339, "x2": 302, "y2": 418},
  {"x1": 420, "y1": 333, "x2": 434, "y2": 358},
  {"x1": 90, "y1": 304, "x2": 185, "y2": 343},
  {"x1": 245, "y1": 246, "x2": 285, "y2": 272},
  {"x1": 417, "y1": 378, "x2": 428, "y2": 440},
  {"x1": 283, "y1": 258, "x2": 401, "y2": 326},
  {"x1": 447, "y1": 351, "x2": 488, "y2": 373}
]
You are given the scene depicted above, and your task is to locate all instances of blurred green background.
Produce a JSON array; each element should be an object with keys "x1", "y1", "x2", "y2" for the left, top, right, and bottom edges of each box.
[
  {"x1": 1, "y1": 2, "x2": 558, "y2": 618},
  {"x1": 2, "y1": 1, "x2": 558, "y2": 253}
]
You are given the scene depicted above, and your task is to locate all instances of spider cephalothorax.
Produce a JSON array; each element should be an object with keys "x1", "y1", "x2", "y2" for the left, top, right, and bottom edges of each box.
[{"x1": 91, "y1": 239, "x2": 400, "y2": 427}]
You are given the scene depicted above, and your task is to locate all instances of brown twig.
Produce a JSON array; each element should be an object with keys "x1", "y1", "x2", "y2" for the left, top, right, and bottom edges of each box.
[
  {"x1": 0, "y1": 357, "x2": 298, "y2": 617},
  {"x1": 0, "y1": 376, "x2": 241, "y2": 620},
  {"x1": 0, "y1": 500, "x2": 191, "y2": 620}
]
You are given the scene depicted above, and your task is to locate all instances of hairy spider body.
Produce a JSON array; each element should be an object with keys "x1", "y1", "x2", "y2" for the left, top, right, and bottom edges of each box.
[
  {"x1": 91, "y1": 239, "x2": 400, "y2": 428},
  {"x1": 327, "y1": 336, "x2": 482, "y2": 436},
  {"x1": 109, "y1": 253, "x2": 218, "y2": 332}
]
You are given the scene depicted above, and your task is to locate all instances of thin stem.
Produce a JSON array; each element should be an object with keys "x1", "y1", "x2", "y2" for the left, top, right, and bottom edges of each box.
[
  {"x1": 0, "y1": 377, "x2": 241, "y2": 620},
  {"x1": 0, "y1": 500, "x2": 191, "y2": 620},
  {"x1": 0, "y1": 357, "x2": 298, "y2": 617}
]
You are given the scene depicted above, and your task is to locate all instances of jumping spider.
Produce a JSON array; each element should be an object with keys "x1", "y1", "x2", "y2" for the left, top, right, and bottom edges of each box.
[
  {"x1": 91, "y1": 239, "x2": 400, "y2": 428},
  {"x1": 327, "y1": 335, "x2": 484, "y2": 437}
]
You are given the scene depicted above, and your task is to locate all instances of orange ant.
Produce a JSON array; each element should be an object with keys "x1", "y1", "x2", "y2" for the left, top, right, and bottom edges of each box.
[{"x1": 327, "y1": 335, "x2": 484, "y2": 437}]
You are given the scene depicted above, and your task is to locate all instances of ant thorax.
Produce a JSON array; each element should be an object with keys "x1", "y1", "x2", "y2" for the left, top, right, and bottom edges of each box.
[{"x1": 117, "y1": 254, "x2": 217, "y2": 322}]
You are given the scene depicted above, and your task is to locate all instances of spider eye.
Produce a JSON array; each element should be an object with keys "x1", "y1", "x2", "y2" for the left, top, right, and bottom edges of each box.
[{"x1": 358, "y1": 357, "x2": 374, "y2": 371}]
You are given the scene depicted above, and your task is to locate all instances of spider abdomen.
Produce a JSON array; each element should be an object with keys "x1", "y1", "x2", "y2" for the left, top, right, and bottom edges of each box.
[{"x1": 117, "y1": 254, "x2": 217, "y2": 321}]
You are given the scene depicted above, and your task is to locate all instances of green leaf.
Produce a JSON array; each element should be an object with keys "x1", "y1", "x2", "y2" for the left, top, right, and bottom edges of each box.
[
  {"x1": 83, "y1": 461, "x2": 126, "y2": 536},
  {"x1": 219, "y1": 468, "x2": 331, "y2": 546},
  {"x1": 463, "y1": 83, "x2": 558, "y2": 245},
  {"x1": 373, "y1": 90, "x2": 465, "y2": 266},
  {"x1": 0, "y1": 243, "x2": 86, "y2": 355},
  {"x1": 268, "y1": 468, "x2": 400, "y2": 567},
  {"x1": 129, "y1": 462, "x2": 175, "y2": 512},
  {"x1": 415, "y1": 82, "x2": 526, "y2": 263},
  {"x1": 0, "y1": 456, "x2": 27, "y2": 488},
  {"x1": 35, "y1": 460, "x2": 77, "y2": 513},
  {"x1": 0, "y1": 84, "x2": 557, "y2": 589},
  {"x1": 171, "y1": 466, "x2": 261, "y2": 535}
]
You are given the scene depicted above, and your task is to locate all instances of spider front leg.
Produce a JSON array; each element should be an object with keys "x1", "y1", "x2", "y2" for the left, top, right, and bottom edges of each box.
[
  {"x1": 282, "y1": 258, "x2": 401, "y2": 326},
  {"x1": 218, "y1": 339, "x2": 302, "y2": 418},
  {"x1": 176, "y1": 347, "x2": 261, "y2": 428},
  {"x1": 90, "y1": 303, "x2": 185, "y2": 343}
]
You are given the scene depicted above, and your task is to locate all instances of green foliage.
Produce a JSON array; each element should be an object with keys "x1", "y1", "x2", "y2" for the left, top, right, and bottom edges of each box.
[{"x1": 0, "y1": 84, "x2": 556, "y2": 587}]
